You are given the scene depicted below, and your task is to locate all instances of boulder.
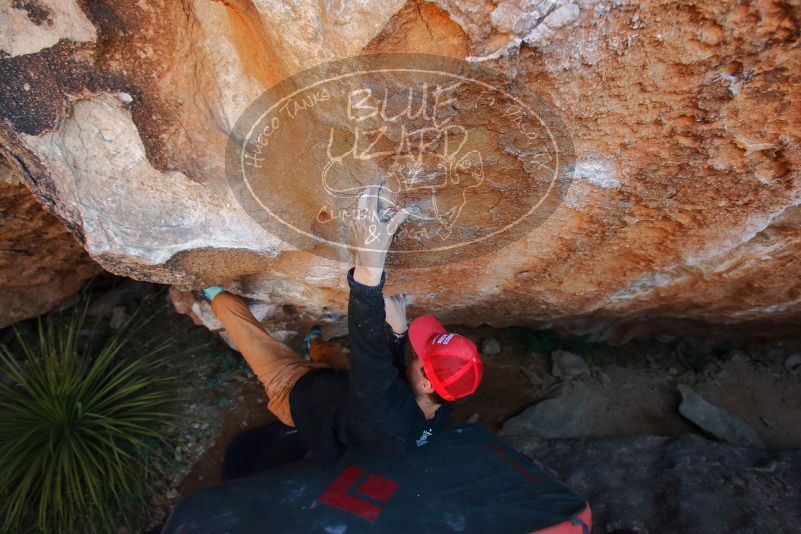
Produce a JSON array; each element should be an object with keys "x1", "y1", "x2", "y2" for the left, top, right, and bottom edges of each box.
[{"x1": 1, "y1": 1, "x2": 800, "y2": 343}]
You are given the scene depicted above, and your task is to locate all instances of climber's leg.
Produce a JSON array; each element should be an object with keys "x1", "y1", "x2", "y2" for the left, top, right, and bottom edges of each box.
[
  {"x1": 309, "y1": 339, "x2": 350, "y2": 369},
  {"x1": 209, "y1": 291, "x2": 323, "y2": 426}
]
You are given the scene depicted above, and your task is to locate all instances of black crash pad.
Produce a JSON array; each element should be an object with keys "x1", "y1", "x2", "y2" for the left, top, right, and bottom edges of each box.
[{"x1": 163, "y1": 424, "x2": 590, "y2": 533}]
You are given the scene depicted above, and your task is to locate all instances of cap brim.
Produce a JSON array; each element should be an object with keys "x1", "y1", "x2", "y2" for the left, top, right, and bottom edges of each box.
[{"x1": 409, "y1": 315, "x2": 447, "y2": 358}]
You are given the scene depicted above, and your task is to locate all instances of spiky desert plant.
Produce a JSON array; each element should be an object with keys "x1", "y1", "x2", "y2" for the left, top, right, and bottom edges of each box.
[{"x1": 0, "y1": 291, "x2": 179, "y2": 534}]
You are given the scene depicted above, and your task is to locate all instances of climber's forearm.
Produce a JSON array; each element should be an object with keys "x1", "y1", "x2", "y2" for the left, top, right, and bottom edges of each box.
[
  {"x1": 384, "y1": 294, "x2": 407, "y2": 335},
  {"x1": 349, "y1": 186, "x2": 408, "y2": 288}
]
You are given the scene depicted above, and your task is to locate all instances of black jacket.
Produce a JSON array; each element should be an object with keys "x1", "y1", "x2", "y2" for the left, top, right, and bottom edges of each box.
[{"x1": 289, "y1": 268, "x2": 452, "y2": 465}]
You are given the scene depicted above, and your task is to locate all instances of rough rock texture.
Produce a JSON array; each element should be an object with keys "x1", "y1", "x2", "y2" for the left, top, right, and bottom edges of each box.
[
  {"x1": 168, "y1": 286, "x2": 316, "y2": 347},
  {"x1": 677, "y1": 383, "x2": 765, "y2": 448},
  {"x1": 498, "y1": 371, "x2": 694, "y2": 441},
  {"x1": 500, "y1": 352, "x2": 801, "y2": 449},
  {"x1": 1, "y1": 0, "x2": 800, "y2": 343},
  {"x1": 511, "y1": 434, "x2": 801, "y2": 533},
  {"x1": 0, "y1": 157, "x2": 100, "y2": 327},
  {"x1": 550, "y1": 349, "x2": 590, "y2": 378}
]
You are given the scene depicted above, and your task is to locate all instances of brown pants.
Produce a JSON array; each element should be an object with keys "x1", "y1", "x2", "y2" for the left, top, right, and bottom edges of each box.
[{"x1": 211, "y1": 292, "x2": 348, "y2": 426}]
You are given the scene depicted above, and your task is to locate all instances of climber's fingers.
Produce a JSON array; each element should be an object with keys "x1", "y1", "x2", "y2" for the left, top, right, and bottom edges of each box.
[{"x1": 387, "y1": 208, "x2": 409, "y2": 235}]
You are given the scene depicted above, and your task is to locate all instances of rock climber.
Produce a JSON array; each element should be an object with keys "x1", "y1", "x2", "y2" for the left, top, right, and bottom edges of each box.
[{"x1": 203, "y1": 186, "x2": 484, "y2": 464}]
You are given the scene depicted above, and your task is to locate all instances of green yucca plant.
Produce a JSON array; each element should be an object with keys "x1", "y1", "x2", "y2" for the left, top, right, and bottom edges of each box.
[{"x1": 0, "y1": 288, "x2": 180, "y2": 534}]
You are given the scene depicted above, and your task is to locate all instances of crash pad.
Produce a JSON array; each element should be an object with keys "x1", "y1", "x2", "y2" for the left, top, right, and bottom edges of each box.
[{"x1": 163, "y1": 424, "x2": 590, "y2": 533}]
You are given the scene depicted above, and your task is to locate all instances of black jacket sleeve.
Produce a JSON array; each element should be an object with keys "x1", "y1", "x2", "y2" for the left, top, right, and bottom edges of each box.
[{"x1": 346, "y1": 268, "x2": 412, "y2": 421}]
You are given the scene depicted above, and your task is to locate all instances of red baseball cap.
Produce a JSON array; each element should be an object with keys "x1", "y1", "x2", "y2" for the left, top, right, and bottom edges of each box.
[{"x1": 408, "y1": 315, "x2": 483, "y2": 401}]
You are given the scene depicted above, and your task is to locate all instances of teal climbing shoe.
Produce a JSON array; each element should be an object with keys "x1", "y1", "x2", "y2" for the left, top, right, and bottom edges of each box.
[
  {"x1": 203, "y1": 286, "x2": 225, "y2": 301},
  {"x1": 302, "y1": 326, "x2": 322, "y2": 359}
]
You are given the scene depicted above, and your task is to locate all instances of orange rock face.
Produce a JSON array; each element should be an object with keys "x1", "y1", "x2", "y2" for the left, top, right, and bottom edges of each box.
[
  {"x1": 0, "y1": 0, "x2": 799, "y2": 343},
  {"x1": 0, "y1": 158, "x2": 100, "y2": 327}
]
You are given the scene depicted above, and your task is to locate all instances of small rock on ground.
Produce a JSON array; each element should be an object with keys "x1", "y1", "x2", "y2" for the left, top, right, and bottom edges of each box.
[
  {"x1": 677, "y1": 384, "x2": 764, "y2": 448},
  {"x1": 109, "y1": 305, "x2": 129, "y2": 329},
  {"x1": 551, "y1": 350, "x2": 590, "y2": 379},
  {"x1": 596, "y1": 370, "x2": 611, "y2": 386},
  {"x1": 784, "y1": 354, "x2": 801, "y2": 372},
  {"x1": 87, "y1": 279, "x2": 154, "y2": 317},
  {"x1": 481, "y1": 337, "x2": 501, "y2": 355}
]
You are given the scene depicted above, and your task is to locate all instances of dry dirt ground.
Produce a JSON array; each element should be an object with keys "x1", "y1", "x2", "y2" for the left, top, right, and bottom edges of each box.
[{"x1": 4, "y1": 277, "x2": 798, "y2": 531}]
